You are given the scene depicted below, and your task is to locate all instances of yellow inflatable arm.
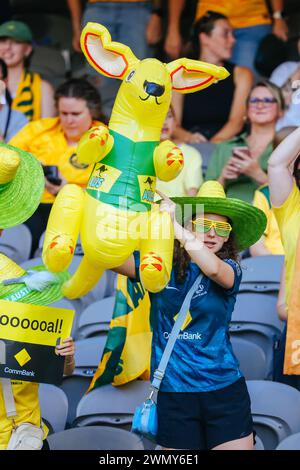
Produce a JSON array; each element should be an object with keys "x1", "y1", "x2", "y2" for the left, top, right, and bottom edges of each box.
[
  {"x1": 43, "y1": 184, "x2": 84, "y2": 273},
  {"x1": 77, "y1": 126, "x2": 114, "y2": 166},
  {"x1": 154, "y1": 140, "x2": 184, "y2": 182}
]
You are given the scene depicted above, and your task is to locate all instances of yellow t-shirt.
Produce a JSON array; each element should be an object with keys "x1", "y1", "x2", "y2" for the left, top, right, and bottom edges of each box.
[
  {"x1": 10, "y1": 117, "x2": 101, "y2": 203},
  {"x1": 0, "y1": 381, "x2": 47, "y2": 450},
  {"x1": 196, "y1": 0, "x2": 271, "y2": 29},
  {"x1": 156, "y1": 143, "x2": 203, "y2": 198},
  {"x1": 253, "y1": 186, "x2": 284, "y2": 255},
  {"x1": 273, "y1": 182, "x2": 300, "y2": 304}
]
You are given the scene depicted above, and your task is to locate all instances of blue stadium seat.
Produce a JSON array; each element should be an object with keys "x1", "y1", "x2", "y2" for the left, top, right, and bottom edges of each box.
[
  {"x1": 240, "y1": 256, "x2": 284, "y2": 294},
  {"x1": 230, "y1": 293, "x2": 284, "y2": 378},
  {"x1": 39, "y1": 383, "x2": 68, "y2": 433},
  {"x1": 276, "y1": 432, "x2": 300, "y2": 450},
  {"x1": 47, "y1": 426, "x2": 144, "y2": 450},
  {"x1": 231, "y1": 336, "x2": 269, "y2": 380},
  {"x1": 247, "y1": 380, "x2": 300, "y2": 449},
  {"x1": 76, "y1": 296, "x2": 115, "y2": 340},
  {"x1": 0, "y1": 224, "x2": 32, "y2": 263}
]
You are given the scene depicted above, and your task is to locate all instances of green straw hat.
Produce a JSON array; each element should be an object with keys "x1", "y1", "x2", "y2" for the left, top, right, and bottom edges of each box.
[
  {"x1": 0, "y1": 143, "x2": 44, "y2": 228},
  {"x1": 171, "y1": 180, "x2": 267, "y2": 251},
  {"x1": 0, "y1": 254, "x2": 70, "y2": 305}
]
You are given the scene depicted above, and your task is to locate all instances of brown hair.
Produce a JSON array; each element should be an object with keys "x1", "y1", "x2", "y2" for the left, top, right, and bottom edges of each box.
[
  {"x1": 190, "y1": 11, "x2": 228, "y2": 59},
  {"x1": 173, "y1": 231, "x2": 239, "y2": 283},
  {"x1": 247, "y1": 80, "x2": 285, "y2": 112},
  {"x1": 55, "y1": 78, "x2": 107, "y2": 122},
  {"x1": 293, "y1": 155, "x2": 300, "y2": 189}
]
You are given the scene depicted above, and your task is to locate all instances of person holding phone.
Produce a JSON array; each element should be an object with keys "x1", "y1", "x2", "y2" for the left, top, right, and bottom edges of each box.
[
  {"x1": 205, "y1": 80, "x2": 284, "y2": 203},
  {"x1": 10, "y1": 78, "x2": 105, "y2": 255}
]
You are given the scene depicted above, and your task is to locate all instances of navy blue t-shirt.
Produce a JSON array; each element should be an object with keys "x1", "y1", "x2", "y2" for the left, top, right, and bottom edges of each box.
[{"x1": 133, "y1": 252, "x2": 242, "y2": 392}]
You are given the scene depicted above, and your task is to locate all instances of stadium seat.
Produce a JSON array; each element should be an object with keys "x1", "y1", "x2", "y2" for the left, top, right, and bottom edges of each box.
[
  {"x1": 50, "y1": 299, "x2": 74, "y2": 311},
  {"x1": 231, "y1": 336, "x2": 269, "y2": 380},
  {"x1": 75, "y1": 380, "x2": 150, "y2": 426},
  {"x1": 254, "y1": 435, "x2": 264, "y2": 450},
  {"x1": 247, "y1": 380, "x2": 300, "y2": 449},
  {"x1": 276, "y1": 432, "x2": 300, "y2": 450},
  {"x1": 47, "y1": 426, "x2": 144, "y2": 450},
  {"x1": 190, "y1": 142, "x2": 216, "y2": 177},
  {"x1": 60, "y1": 375, "x2": 92, "y2": 428},
  {"x1": 0, "y1": 224, "x2": 32, "y2": 263},
  {"x1": 239, "y1": 255, "x2": 284, "y2": 294},
  {"x1": 232, "y1": 293, "x2": 283, "y2": 333},
  {"x1": 74, "y1": 336, "x2": 107, "y2": 375},
  {"x1": 39, "y1": 384, "x2": 68, "y2": 433},
  {"x1": 58, "y1": 336, "x2": 107, "y2": 426},
  {"x1": 76, "y1": 296, "x2": 116, "y2": 339},
  {"x1": 30, "y1": 46, "x2": 66, "y2": 88},
  {"x1": 230, "y1": 293, "x2": 284, "y2": 378},
  {"x1": 74, "y1": 380, "x2": 154, "y2": 449}
]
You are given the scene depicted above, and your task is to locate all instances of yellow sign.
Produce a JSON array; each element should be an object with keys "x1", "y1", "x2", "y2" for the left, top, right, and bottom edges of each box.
[
  {"x1": 87, "y1": 163, "x2": 121, "y2": 194},
  {"x1": 0, "y1": 300, "x2": 74, "y2": 346}
]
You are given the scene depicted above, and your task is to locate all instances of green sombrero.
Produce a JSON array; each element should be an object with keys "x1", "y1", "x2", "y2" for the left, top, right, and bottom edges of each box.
[
  {"x1": 171, "y1": 180, "x2": 267, "y2": 251},
  {"x1": 0, "y1": 143, "x2": 44, "y2": 228},
  {"x1": 0, "y1": 254, "x2": 70, "y2": 305}
]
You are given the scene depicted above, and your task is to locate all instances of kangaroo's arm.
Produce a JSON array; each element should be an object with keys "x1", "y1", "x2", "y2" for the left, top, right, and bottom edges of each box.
[
  {"x1": 154, "y1": 140, "x2": 184, "y2": 182},
  {"x1": 77, "y1": 126, "x2": 114, "y2": 165}
]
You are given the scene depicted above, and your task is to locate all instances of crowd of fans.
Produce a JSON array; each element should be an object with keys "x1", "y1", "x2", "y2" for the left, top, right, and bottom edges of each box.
[{"x1": 1, "y1": 0, "x2": 300, "y2": 451}]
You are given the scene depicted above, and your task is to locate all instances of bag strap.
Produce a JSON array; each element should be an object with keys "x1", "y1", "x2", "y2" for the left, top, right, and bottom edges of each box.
[
  {"x1": 151, "y1": 273, "x2": 203, "y2": 391},
  {"x1": 0, "y1": 342, "x2": 17, "y2": 418}
]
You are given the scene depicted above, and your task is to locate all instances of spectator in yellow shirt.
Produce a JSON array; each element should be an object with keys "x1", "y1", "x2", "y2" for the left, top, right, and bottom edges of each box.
[
  {"x1": 156, "y1": 106, "x2": 203, "y2": 198},
  {"x1": 250, "y1": 127, "x2": 297, "y2": 256},
  {"x1": 268, "y1": 127, "x2": 300, "y2": 306},
  {"x1": 165, "y1": 0, "x2": 288, "y2": 74},
  {"x1": 10, "y1": 78, "x2": 105, "y2": 255}
]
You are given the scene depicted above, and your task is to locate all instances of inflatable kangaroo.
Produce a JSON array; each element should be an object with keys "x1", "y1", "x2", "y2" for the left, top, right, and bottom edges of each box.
[{"x1": 42, "y1": 23, "x2": 229, "y2": 298}]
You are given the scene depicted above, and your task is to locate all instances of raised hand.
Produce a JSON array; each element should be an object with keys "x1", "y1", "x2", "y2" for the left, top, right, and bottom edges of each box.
[{"x1": 156, "y1": 189, "x2": 176, "y2": 222}]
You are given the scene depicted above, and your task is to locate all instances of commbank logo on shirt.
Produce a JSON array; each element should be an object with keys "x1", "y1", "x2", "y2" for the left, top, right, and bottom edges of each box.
[{"x1": 163, "y1": 331, "x2": 202, "y2": 341}]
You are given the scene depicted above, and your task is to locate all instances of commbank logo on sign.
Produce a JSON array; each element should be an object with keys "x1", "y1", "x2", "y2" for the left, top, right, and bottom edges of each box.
[{"x1": 14, "y1": 348, "x2": 31, "y2": 367}]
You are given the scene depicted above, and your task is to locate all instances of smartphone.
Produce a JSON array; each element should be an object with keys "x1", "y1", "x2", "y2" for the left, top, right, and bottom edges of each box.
[
  {"x1": 232, "y1": 146, "x2": 251, "y2": 160},
  {"x1": 43, "y1": 165, "x2": 62, "y2": 186}
]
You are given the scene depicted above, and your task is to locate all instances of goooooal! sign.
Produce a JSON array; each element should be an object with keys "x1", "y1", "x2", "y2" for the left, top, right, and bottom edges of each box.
[{"x1": 0, "y1": 299, "x2": 75, "y2": 385}]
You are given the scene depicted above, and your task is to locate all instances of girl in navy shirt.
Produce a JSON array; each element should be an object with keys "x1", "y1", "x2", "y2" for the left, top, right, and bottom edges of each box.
[{"x1": 115, "y1": 180, "x2": 266, "y2": 450}]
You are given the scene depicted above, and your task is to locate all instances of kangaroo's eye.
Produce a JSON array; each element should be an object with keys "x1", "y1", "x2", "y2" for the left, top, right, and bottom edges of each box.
[{"x1": 126, "y1": 70, "x2": 136, "y2": 82}]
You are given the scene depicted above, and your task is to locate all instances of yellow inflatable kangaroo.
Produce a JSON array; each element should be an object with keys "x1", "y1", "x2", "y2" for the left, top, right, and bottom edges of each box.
[{"x1": 42, "y1": 23, "x2": 229, "y2": 298}]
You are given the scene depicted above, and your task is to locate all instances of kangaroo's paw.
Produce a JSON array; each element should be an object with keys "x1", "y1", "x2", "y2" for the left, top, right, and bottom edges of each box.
[
  {"x1": 154, "y1": 140, "x2": 184, "y2": 182},
  {"x1": 43, "y1": 234, "x2": 75, "y2": 273},
  {"x1": 77, "y1": 125, "x2": 114, "y2": 165},
  {"x1": 140, "y1": 251, "x2": 169, "y2": 293}
]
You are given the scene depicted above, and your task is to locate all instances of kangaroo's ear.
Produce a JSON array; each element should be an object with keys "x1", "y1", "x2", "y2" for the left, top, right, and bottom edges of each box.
[
  {"x1": 80, "y1": 22, "x2": 138, "y2": 79},
  {"x1": 166, "y1": 58, "x2": 230, "y2": 94}
]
